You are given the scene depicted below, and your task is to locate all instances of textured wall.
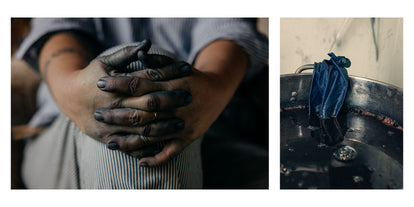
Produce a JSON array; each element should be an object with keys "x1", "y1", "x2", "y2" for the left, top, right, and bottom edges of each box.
[{"x1": 281, "y1": 18, "x2": 403, "y2": 88}]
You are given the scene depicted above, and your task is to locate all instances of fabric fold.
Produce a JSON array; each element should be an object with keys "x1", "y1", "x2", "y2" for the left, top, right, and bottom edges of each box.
[{"x1": 309, "y1": 52, "x2": 351, "y2": 120}]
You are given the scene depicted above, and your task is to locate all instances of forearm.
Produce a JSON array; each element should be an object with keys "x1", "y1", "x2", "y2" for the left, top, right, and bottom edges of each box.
[
  {"x1": 194, "y1": 39, "x2": 247, "y2": 96},
  {"x1": 193, "y1": 39, "x2": 248, "y2": 106},
  {"x1": 39, "y1": 33, "x2": 92, "y2": 81},
  {"x1": 38, "y1": 32, "x2": 93, "y2": 119}
]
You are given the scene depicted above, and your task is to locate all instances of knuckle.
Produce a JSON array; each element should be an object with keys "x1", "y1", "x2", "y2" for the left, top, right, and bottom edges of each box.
[
  {"x1": 98, "y1": 58, "x2": 113, "y2": 72},
  {"x1": 129, "y1": 110, "x2": 142, "y2": 126},
  {"x1": 104, "y1": 109, "x2": 115, "y2": 123},
  {"x1": 128, "y1": 77, "x2": 141, "y2": 95},
  {"x1": 146, "y1": 69, "x2": 163, "y2": 81}
]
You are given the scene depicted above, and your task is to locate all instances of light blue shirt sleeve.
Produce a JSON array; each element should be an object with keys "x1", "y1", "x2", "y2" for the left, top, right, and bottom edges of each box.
[
  {"x1": 16, "y1": 18, "x2": 98, "y2": 71},
  {"x1": 189, "y1": 18, "x2": 268, "y2": 80}
]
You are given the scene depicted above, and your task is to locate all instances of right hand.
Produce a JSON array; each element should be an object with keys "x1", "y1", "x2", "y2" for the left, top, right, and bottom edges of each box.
[{"x1": 60, "y1": 40, "x2": 193, "y2": 144}]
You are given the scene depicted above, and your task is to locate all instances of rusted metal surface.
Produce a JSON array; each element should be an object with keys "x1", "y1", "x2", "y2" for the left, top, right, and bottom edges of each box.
[{"x1": 280, "y1": 73, "x2": 403, "y2": 189}]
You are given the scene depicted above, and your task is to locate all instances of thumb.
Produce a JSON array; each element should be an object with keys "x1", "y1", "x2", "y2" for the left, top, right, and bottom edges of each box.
[
  {"x1": 100, "y1": 39, "x2": 151, "y2": 71},
  {"x1": 138, "y1": 139, "x2": 184, "y2": 167}
]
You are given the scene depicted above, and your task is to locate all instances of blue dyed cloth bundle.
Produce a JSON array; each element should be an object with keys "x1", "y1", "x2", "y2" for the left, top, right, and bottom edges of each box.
[{"x1": 309, "y1": 53, "x2": 351, "y2": 119}]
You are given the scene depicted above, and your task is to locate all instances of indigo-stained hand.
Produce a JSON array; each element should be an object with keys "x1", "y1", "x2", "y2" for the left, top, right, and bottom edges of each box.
[
  {"x1": 66, "y1": 40, "x2": 193, "y2": 154},
  {"x1": 94, "y1": 40, "x2": 248, "y2": 166}
]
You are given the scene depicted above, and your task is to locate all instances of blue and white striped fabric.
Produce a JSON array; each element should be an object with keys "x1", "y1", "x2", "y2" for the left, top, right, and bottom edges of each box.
[{"x1": 22, "y1": 114, "x2": 203, "y2": 189}]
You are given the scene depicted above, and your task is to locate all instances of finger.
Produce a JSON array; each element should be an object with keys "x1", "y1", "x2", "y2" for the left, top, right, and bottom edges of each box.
[
  {"x1": 106, "y1": 134, "x2": 169, "y2": 151},
  {"x1": 100, "y1": 39, "x2": 151, "y2": 70},
  {"x1": 120, "y1": 90, "x2": 192, "y2": 112},
  {"x1": 110, "y1": 119, "x2": 185, "y2": 137},
  {"x1": 97, "y1": 60, "x2": 192, "y2": 95},
  {"x1": 97, "y1": 76, "x2": 168, "y2": 96},
  {"x1": 138, "y1": 139, "x2": 184, "y2": 167},
  {"x1": 138, "y1": 51, "x2": 176, "y2": 68},
  {"x1": 94, "y1": 108, "x2": 173, "y2": 126},
  {"x1": 128, "y1": 61, "x2": 192, "y2": 81},
  {"x1": 128, "y1": 146, "x2": 163, "y2": 159}
]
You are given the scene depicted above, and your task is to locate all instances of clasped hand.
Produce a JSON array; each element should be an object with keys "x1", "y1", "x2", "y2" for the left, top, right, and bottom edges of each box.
[
  {"x1": 71, "y1": 40, "x2": 204, "y2": 167},
  {"x1": 69, "y1": 39, "x2": 241, "y2": 167}
]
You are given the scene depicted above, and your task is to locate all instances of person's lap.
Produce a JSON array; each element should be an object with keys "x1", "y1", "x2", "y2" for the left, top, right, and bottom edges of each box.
[{"x1": 22, "y1": 113, "x2": 203, "y2": 189}]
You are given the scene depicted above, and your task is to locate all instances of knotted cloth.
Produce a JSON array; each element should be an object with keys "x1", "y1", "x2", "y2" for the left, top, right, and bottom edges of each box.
[{"x1": 309, "y1": 53, "x2": 351, "y2": 119}]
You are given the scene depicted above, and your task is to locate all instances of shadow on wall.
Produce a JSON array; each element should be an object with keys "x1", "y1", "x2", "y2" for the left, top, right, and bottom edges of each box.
[{"x1": 280, "y1": 18, "x2": 403, "y2": 89}]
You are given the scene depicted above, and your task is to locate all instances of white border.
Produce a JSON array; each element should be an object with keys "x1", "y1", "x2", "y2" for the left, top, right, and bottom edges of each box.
[{"x1": 2, "y1": 0, "x2": 413, "y2": 206}]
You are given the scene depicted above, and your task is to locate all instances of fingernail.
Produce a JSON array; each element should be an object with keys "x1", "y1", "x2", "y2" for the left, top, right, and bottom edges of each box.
[
  {"x1": 94, "y1": 111, "x2": 104, "y2": 121},
  {"x1": 139, "y1": 162, "x2": 149, "y2": 167},
  {"x1": 140, "y1": 39, "x2": 151, "y2": 52},
  {"x1": 148, "y1": 69, "x2": 161, "y2": 80},
  {"x1": 107, "y1": 142, "x2": 119, "y2": 150},
  {"x1": 97, "y1": 79, "x2": 106, "y2": 88},
  {"x1": 175, "y1": 120, "x2": 185, "y2": 130},
  {"x1": 180, "y1": 63, "x2": 191, "y2": 73}
]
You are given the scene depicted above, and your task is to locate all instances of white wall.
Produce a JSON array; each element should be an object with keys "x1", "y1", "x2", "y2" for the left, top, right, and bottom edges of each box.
[{"x1": 280, "y1": 18, "x2": 403, "y2": 88}]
